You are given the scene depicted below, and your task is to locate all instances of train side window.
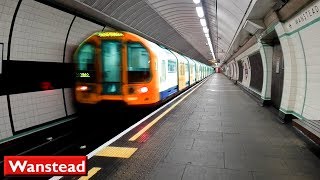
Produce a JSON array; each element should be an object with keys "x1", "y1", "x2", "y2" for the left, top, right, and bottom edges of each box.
[
  {"x1": 161, "y1": 60, "x2": 166, "y2": 82},
  {"x1": 168, "y1": 60, "x2": 176, "y2": 73},
  {"x1": 127, "y1": 42, "x2": 150, "y2": 83}
]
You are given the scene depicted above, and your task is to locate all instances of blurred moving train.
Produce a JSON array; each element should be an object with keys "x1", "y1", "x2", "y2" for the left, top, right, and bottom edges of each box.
[{"x1": 74, "y1": 31, "x2": 214, "y2": 106}]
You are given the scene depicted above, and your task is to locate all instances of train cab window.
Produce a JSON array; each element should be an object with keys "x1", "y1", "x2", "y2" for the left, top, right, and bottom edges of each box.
[
  {"x1": 77, "y1": 44, "x2": 95, "y2": 71},
  {"x1": 127, "y1": 42, "x2": 150, "y2": 83},
  {"x1": 76, "y1": 43, "x2": 95, "y2": 82}
]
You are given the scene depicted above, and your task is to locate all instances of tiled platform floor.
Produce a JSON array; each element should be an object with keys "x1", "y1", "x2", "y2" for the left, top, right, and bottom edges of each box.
[
  {"x1": 147, "y1": 74, "x2": 320, "y2": 180},
  {"x1": 67, "y1": 74, "x2": 320, "y2": 180}
]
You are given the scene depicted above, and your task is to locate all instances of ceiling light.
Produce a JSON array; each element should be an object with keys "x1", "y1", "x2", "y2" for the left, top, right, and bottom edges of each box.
[
  {"x1": 193, "y1": 0, "x2": 201, "y2": 4},
  {"x1": 203, "y1": 27, "x2": 208, "y2": 33},
  {"x1": 200, "y1": 19, "x2": 206, "y2": 26},
  {"x1": 196, "y1": 7, "x2": 204, "y2": 18}
]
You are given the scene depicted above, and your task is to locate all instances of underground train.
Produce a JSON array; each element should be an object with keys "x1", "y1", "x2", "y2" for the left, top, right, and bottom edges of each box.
[{"x1": 74, "y1": 31, "x2": 214, "y2": 106}]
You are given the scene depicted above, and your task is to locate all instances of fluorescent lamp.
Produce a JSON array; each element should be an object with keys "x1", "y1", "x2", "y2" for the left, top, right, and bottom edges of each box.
[
  {"x1": 196, "y1": 7, "x2": 204, "y2": 18},
  {"x1": 203, "y1": 27, "x2": 208, "y2": 33},
  {"x1": 200, "y1": 19, "x2": 206, "y2": 26},
  {"x1": 193, "y1": 0, "x2": 200, "y2": 4}
]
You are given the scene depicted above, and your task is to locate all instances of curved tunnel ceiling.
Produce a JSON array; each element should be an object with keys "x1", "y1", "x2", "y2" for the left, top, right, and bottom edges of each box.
[
  {"x1": 146, "y1": 0, "x2": 212, "y2": 60},
  {"x1": 76, "y1": 0, "x2": 211, "y2": 63},
  {"x1": 71, "y1": 0, "x2": 253, "y2": 64},
  {"x1": 203, "y1": 0, "x2": 252, "y2": 62}
]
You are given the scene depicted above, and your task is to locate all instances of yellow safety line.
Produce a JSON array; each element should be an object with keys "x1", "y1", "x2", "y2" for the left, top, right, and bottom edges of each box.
[
  {"x1": 95, "y1": 146, "x2": 138, "y2": 158},
  {"x1": 129, "y1": 82, "x2": 204, "y2": 141},
  {"x1": 78, "y1": 167, "x2": 101, "y2": 180}
]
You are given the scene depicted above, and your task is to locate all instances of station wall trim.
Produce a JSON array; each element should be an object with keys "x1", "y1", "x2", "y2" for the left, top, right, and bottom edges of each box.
[
  {"x1": 6, "y1": 0, "x2": 22, "y2": 135},
  {"x1": 62, "y1": 16, "x2": 76, "y2": 116}
]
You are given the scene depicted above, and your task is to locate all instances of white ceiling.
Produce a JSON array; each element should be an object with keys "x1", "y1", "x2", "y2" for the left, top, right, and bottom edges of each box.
[
  {"x1": 215, "y1": 0, "x2": 251, "y2": 61},
  {"x1": 146, "y1": 0, "x2": 212, "y2": 60},
  {"x1": 55, "y1": 0, "x2": 276, "y2": 64}
]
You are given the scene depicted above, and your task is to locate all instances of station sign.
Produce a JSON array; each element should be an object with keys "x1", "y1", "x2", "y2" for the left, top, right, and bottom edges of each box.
[
  {"x1": 4, "y1": 156, "x2": 87, "y2": 176},
  {"x1": 285, "y1": 1, "x2": 320, "y2": 32},
  {"x1": 96, "y1": 32, "x2": 124, "y2": 37}
]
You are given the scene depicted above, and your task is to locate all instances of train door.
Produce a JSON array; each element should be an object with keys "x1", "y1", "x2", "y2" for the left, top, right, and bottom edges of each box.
[
  {"x1": 178, "y1": 61, "x2": 186, "y2": 90},
  {"x1": 184, "y1": 57, "x2": 190, "y2": 86},
  {"x1": 101, "y1": 41, "x2": 122, "y2": 95},
  {"x1": 271, "y1": 39, "x2": 284, "y2": 109}
]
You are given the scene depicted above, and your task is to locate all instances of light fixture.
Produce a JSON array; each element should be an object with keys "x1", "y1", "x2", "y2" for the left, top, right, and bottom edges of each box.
[
  {"x1": 200, "y1": 19, "x2": 206, "y2": 26},
  {"x1": 196, "y1": 7, "x2": 204, "y2": 18},
  {"x1": 203, "y1": 27, "x2": 208, "y2": 33},
  {"x1": 193, "y1": 0, "x2": 200, "y2": 4},
  {"x1": 194, "y1": 2, "x2": 215, "y2": 59}
]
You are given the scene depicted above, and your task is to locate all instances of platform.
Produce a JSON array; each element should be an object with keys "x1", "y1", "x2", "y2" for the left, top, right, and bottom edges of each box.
[{"x1": 60, "y1": 74, "x2": 320, "y2": 180}]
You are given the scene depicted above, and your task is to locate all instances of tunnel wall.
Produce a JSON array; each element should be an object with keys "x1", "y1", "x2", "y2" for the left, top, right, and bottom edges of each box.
[
  {"x1": 275, "y1": 0, "x2": 320, "y2": 120},
  {"x1": 223, "y1": 0, "x2": 320, "y2": 121},
  {"x1": 228, "y1": 44, "x2": 259, "y2": 93},
  {"x1": 0, "y1": 0, "x2": 20, "y2": 140},
  {"x1": 0, "y1": 0, "x2": 112, "y2": 141}
]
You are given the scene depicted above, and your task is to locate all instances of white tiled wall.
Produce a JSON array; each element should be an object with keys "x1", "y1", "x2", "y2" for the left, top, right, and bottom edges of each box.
[
  {"x1": 65, "y1": 17, "x2": 103, "y2": 63},
  {"x1": 241, "y1": 57, "x2": 251, "y2": 88},
  {"x1": 230, "y1": 62, "x2": 234, "y2": 79},
  {"x1": 300, "y1": 22, "x2": 320, "y2": 120},
  {"x1": 274, "y1": 0, "x2": 320, "y2": 119},
  {"x1": 0, "y1": 0, "x2": 18, "y2": 60},
  {"x1": 0, "y1": 96, "x2": 12, "y2": 140},
  {"x1": 277, "y1": 35, "x2": 293, "y2": 111},
  {"x1": 10, "y1": 90, "x2": 65, "y2": 131},
  {"x1": 288, "y1": 33, "x2": 306, "y2": 115},
  {"x1": 259, "y1": 43, "x2": 273, "y2": 100},
  {"x1": 10, "y1": 0, "x2": 73, "y2": 62},
  {"x1": 234, "y1": 44, "x2": 259, "y2": 90},
  {"x1": 232, "y1": 61, "x2": 238, "y2": 80},
  {"x1": 234, "y1": 60, "x2": 239, "y2": 80},
  {"x1": 275, "y1": 22, "x2": 298, "y2": 112},
  {"x1": 64, "y1": 88, "x2": 76, "y2": 116}
]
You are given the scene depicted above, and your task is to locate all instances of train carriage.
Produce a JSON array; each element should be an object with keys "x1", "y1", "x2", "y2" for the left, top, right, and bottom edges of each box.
[
  {"x1": 185, "y1": 57, "x2": 196, "y2": 85},
  {"x1": 171, "y1": 51, "x2": 189, "y2": 91},
  {"x1": 195, "y1": 61, "x2": 201, "y2": 82},
  {"x1": 74, "y1": 31, "x2": 213, "y2": 106},
  {"x1": 154, "y1": 45, "x2": 179, "y2": 101}
]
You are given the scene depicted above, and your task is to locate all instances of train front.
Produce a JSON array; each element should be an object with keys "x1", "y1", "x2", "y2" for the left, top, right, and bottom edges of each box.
[{"x1": 74, "y1": 31, "x2": 160, "y2": 106}]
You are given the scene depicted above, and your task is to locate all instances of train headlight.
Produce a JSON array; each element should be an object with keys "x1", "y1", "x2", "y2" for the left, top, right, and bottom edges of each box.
[
  {"x1": 77, "y1": 85, "x2": 89, "y2": 91},
  {"x1": 140, "y1": 87, "x2": 148, "y2": 93}
]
